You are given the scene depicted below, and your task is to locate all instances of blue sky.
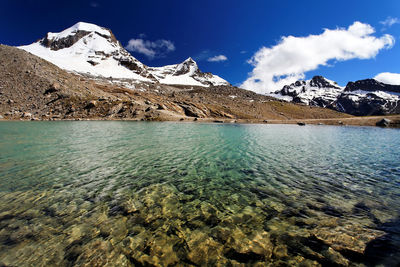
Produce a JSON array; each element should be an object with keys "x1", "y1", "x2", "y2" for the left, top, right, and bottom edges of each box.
[{"x1": 1, "y1": 0, "x2": 400, "y2": 91}]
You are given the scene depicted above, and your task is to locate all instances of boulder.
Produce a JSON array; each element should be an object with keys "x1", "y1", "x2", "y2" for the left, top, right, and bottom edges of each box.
[
  {"x1": 376, "y1": 118, "x2": 391, "y2": 127},
  {"x1": 108, "y1": 103, "x2": 123, "y2": 116},
  {"x1": 44, "y1": 82, "x2": 60, "y2": 94},
  {"x1": 22, "y1": 112, "x2": 32, "y2": 118},
  {"x1": 297, "y1": 122, "x2": 306, "y2": 126},
  {"x1": 84, "y1": 100, "x2": 97, "y2": 109},
  {"x1": 179, "y1": 104, "x2": 206, "y2": 118}
]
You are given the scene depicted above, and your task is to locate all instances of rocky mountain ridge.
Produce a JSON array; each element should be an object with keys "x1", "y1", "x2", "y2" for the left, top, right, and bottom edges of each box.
[
  {"x1": 274, "y1": 76, "x2": 400, "y2": 116},
  {"x1": 19, "y1": 22, "x2": 229, "y2": 87}
]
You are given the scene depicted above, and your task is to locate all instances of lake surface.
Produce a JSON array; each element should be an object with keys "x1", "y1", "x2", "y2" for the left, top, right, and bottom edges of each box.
[{"x1": 0, "y1": 121, "x2": 399, "y2": 266}]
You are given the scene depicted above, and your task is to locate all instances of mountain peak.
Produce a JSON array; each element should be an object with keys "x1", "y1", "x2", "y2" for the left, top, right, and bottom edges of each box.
[
  {"x1": 46, "y1": 22, "x2": 112, "y2": 43},
  {"x1": 19, "y1": 23, "x2": 229, "y2": 86},
  {"x1": 38, "y1": 22, "x2": 117, "y2": 52},
  {"x1": 309, "y1": 76, "x2": 340, "y2": 89},
  {"x1": 174, "y1": 57, "x2": 199, "y2": 76},
  {"x1": 180, "y1": 57, "x2": 198, "y2": 67},
  {"x1": 184, "y1": 57, "x2": 195, "y2": 63},
  {"x1": 19, "y1": 22, "x2": 148, "y2": 80},
  {"x1": 274, "y1": 76, "x2": 344, "y2": 106},
  {"x1": 345, "y1": 78, "x2": 400, "y2": 94},
  {"x1": 70, "y1": 22, "x2": 109, "y2": 32}
]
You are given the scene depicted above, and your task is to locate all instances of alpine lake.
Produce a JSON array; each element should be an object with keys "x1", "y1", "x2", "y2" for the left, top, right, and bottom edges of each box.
[{"x1": 0, "y1": 121, "x2": 399, "y2": 266}]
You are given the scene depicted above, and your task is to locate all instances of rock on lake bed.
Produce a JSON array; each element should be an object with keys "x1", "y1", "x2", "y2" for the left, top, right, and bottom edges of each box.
[{"x1": 0, "y1": 121, "x2": 399, "y2": 266}]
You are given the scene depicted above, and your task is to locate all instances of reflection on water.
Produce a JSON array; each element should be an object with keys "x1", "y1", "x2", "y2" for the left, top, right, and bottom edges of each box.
[{"x1": 0, "y1": 122, "x2": 399, "y2": 266}]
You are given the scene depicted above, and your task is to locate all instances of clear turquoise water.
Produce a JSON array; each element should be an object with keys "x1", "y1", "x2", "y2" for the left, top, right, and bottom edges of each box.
[{"x1": 0, "y1": 122, "x2": 399, "y2": 266}]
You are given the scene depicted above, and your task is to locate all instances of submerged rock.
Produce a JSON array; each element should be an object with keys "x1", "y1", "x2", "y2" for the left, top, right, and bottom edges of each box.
[{"x1": 312, "y1": 225, "x2": 384, "y2": 255}]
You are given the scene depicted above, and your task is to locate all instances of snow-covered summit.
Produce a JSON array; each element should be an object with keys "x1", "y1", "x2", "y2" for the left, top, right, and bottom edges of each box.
[
  {"x1": 174, "y1": 57, "x2": 198, "y2": 75},
  {"x1": 18, "y1": 22, "x2": 229, "y2": 87},
  {"x1": 273, "y1": 76, "x2": 344, "y2": 107},
  {"x1": 148, "y1": 57, "x2": 229, "y2": 87},
  {"x1": 274, "y1": 76, "x2": 400, "y2": 115},
  {"x1": 19, "y1": 22, "x2": 150, "y2": 80},
  {"x1": 46, "y1": 22, "x2": 111, "y2": 42}
]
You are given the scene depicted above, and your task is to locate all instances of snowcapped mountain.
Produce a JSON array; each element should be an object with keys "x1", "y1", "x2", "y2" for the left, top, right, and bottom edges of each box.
[
  {"x1": 148, "y1": 57, "x2": 228, "y2": 87},
  {"x1": 336, "y1": 79, "x2": 400, "y2": 115},
  {"x1": 274, "y1": 76, "x2": 400, "y2": 115},
  {"x1": 273, "y1": 76, "x2": 344, "y2": 107},
  {"x1": 19, "y1": 22, "x2": 229, "y2": 87},
  {"x1": 19, "y1": 22, "x2": 152, "y2": 81}
]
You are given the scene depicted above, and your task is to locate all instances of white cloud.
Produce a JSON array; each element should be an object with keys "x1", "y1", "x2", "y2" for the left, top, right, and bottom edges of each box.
[
  {"x1": 241, "y1": 21, "x2": 395, "y2": 94},
  {"x1": 374, "y1": 72, "x2": 400, "y2": 85},
  {"x1": 125, "y1": 38, "x2": 175, "y2": 59},
  {"x1": 207, "y1": 55, "x2": 228, "y2": 62},
  {"x1": 380, "y1": 16, "x2": 400, "y2": 27}
]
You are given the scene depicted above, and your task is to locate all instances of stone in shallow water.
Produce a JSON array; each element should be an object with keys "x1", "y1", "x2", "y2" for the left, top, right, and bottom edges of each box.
[
  {"x1": 73, "y1": 239, "x2": 129, "y2": 267},
  {"x1": 273, "y1": 244, "x2": 288, "y2": 259},
  {"x1": 123, "y1": 198, "x2": 143, "y2": 214},
  {"x1": 200, "y1": 201, "x2": 221, "y2": 226},
  {"x1": 312, "y1": 224, "x2": 384, "y2": 254},
  {"x1": 186, "y1": 230, "x2": 225, "y2": 265},
  {"x1": 224, "y1": 229, "x2": 273, "y2": 263},
  {"x1": 287, "y1": 256, "x2": 320, "y2": 266},
  {"x1": 321, "y1": 247, "x2": 349, "y2": 266},
  {"x1": 110, "y1": 218, "x2": 128, "y2": 245}
]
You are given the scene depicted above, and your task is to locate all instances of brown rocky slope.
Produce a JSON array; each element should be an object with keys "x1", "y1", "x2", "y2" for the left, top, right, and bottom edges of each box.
[{"x1": 2, "y1": 44, "x2": 397, "y2": 126}]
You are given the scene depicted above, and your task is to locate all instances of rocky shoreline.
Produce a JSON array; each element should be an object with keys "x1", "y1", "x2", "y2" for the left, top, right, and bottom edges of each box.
[{"x1": 1, "y1": 115, "x2": 400, "y2": 128}]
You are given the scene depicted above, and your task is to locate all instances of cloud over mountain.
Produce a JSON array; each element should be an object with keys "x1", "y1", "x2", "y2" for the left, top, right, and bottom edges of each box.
[
  {"x1": 241, "y1": 22, "x2": 395, "y2": 94},
  {"x1": 374, "y1": 72, "x2": 400, "y2": 85},
  {"x1": 207, "y1": 55, "x2": 228, "y2": 62},
  {"x1": 125, "y1": 38, "x2": 175, "y2": 59}
]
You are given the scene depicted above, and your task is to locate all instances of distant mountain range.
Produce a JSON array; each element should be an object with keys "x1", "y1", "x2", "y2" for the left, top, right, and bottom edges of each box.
[
  {"x1": 4, "y1": 44, "x2": 352, "y2": 123},
  {"x1": 19, "y1": 22, "x2": 229, "y2": 87},
  {"x1": 13, "y1": 22, "x2": 400, "y2": 117},
  {"x1": 274, "y1": 76, "x2": 400, "y2": 116}
]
